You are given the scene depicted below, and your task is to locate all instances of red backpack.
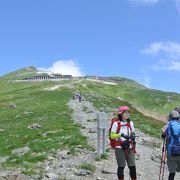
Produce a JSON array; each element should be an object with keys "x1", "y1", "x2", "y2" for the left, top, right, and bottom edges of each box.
[{"x1": 109, "y1": 117, "x2": 132, "y2": 149}]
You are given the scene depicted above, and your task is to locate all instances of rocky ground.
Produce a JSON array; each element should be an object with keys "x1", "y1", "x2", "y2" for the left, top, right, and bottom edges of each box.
[{"x1": 1, "y1": 98, "x2": 180, "y2": 180}]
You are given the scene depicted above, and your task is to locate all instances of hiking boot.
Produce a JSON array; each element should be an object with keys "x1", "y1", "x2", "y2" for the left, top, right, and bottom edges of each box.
[{"x1": 118, "y1": 176, "x2": 124, "y2": 180}]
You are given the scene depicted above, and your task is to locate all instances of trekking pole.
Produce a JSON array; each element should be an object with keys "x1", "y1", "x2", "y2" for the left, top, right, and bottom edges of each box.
[
  {"x1": 161, "y1": 139, "x2": 166, "y2": 180},
  {"x1": 159, "y1": 140, "x2": 165, "y2": 180},
  {"x1": 159, "y1": 139, "x2": 166, "y2": 180}
]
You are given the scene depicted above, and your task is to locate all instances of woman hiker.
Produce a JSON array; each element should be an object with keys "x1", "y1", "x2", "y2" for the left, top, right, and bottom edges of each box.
[
  {"x1": 109, "y1": 106, "x2": 137, "y2": 180},
  {"x1": 161, "y1": 110, "x2": 180, "y2": 180}
]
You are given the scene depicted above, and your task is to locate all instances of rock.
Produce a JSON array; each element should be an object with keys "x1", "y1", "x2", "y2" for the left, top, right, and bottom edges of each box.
[
  {"x1": 87, "y1": 110, "x2": 94, "y2": 113},
  {"x1": 0, "y1": 156, "x2": 9, "y2": 163},
  {"x1": 31, "y1": 175, "x2": 41, "y2": 179},
  {"x1": 151, "y1": 153, "x2": 161, "y2": 163},
  {"x1": 56, "y1": 150, "x2": 70, "y2": 159},
  {"x1": 89, "y1": 129, "x2": 96, "y2": 133},
  {"x1": 135, "y1": 153, "x2": 140, "y2": 160},
  {"x1": 7, "y1": 103, "x2": 17, "y2": 109},
  {"x1": 96, "y1": 177, "x2": 104, "y2": 180},
  {"x1": 28, "y1": 123, "x2": 42, "y2": 129},
  {"x1": 75, "y1": 169, "x2": 93, "y2": 176},
  {"x1": 0, "y1": 129, "x2": 5, "y2": 133},
  {"x1": 75, "y1": 145, "x2": 83, "y2": 149},
  {"x1": 46, "y1": 173, "x2": 59, "y2": 180},
  {"x1": 11, "y1": 147, "x2": 30, "y2": 156},
  {"x1": 141, "y1": 138, "x2": 160, "y2": 148},
  {"x1": 101, "y1": 169, "x2": 116, "y2": 174},
  {"x1": 47, "y1": 156, "x2": 54, "y2": 161},
  {"x1": 7, "y1": 174, "x2": 30, "y2": 180}
]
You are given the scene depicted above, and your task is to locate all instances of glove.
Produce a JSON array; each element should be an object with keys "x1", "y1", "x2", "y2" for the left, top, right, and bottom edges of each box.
[
  {"x1": 121, "y1": 133, "x2": 130, "y2": 140},
  {"x1": 161, "y1": 133, "x2": 166, "y2": 140},
  {"x1": 130, "y1": 133, "x2": 136, "y2": 146},
  {"x1": 130, "y1": 132, "x2": 136, "y2": 141},
  {"x1": 121, "y1": 140, "x2": 130, "y2": 149}
]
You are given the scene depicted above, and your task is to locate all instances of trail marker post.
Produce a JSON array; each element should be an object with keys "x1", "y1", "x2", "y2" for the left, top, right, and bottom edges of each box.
[{"x1": 97, "y1": 112, "x2": 108, "y2": 158}]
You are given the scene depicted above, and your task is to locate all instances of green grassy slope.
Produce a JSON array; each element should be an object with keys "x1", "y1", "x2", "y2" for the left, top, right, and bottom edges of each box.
[
  {"x1": 76, "y1": 79, "x2": 180, "y2": 115},
  {"x1": 1, "y1": 66, "x2": 37, "y2": 81},
  {"x1": 0, "y1": 77, "x2": 92, "y2": 174},
  {"x1": 0, "y1": 67, "x2": 179, "y2": 174}
]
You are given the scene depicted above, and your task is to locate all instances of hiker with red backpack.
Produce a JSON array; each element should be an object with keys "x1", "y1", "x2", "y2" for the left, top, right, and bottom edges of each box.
[
  {"x1": 109, "y1": 106, "x2": 137, "y2": 180},
  {"x1": 161, "y1": 108, "x2": 180, "y2": 180}
]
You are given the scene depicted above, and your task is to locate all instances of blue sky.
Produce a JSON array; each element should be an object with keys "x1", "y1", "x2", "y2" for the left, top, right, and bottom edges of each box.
[{"x1": 0, "y1": 0, "x2": 180, "y2": 93}]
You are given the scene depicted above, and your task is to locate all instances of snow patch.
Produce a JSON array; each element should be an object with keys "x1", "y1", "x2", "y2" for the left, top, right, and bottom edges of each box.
[{"x1": 87, "y1": 79, "x2": 117, "y2": 85}]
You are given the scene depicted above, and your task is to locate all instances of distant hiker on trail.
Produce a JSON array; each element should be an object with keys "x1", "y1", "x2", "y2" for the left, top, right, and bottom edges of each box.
[
  {"x1": 109, "y1": 106, "x2": 137, "y2": 180},
  {"x1": 72, "y1": 92, "x2": 81, "y2": 101},
  {"x1": 161, "y1": 110, "x2": 180, "y2": 180},
  {"x1": 78, "y1": 94, "x2": 82, "y2": 102}
]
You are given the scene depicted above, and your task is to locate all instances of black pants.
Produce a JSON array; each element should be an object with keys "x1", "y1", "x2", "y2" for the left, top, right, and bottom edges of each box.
[
  {"x1": 117, "y1": 166, "x2": 136, "y2": 179},
  {"x1": 168, "y1": 173, "x2": 175, "y2": 180}
]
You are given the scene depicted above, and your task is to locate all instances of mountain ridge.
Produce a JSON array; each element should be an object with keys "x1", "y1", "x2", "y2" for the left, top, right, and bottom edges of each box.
[{"x1": 1, "y1": 66, "x2": 180, "y2": 119}]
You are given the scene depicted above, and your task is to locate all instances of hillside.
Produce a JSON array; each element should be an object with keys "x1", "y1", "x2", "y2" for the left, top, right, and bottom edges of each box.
[
  {"x1": 1, "y1": 66, "x2": 179, "y2": 120},
  {"x1": 0, "y1": 67, "x2": 180, "y2": 179}
]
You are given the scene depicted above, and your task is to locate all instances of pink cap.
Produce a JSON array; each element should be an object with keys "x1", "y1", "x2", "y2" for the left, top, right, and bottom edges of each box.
[{"x1": 118, "y1": 106, "x2": 130, "y2": 115}]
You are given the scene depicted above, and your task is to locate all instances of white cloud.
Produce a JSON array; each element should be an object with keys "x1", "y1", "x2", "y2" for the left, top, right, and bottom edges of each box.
[
  {"x1": 152, "y1": 59, "x2": 180, "y2": 71},
  {"x1": 130, "y1": 0, "x2": 180, "y2": 14},
  {"x1": 175, "y1": 0, "x2": 180, "y2": 14},
  {"x1": 129, "y1": 0, "x2": 160, "y2": 6},
  {"x1": 38, "y1": 60, "x2": 83, "y2": 76},
  {"x1": 141, "y1": 41, "x2": 180, "y2": 72},
  {"x1": 141, "y1": 41, "x2": 180, "y2": 59}
]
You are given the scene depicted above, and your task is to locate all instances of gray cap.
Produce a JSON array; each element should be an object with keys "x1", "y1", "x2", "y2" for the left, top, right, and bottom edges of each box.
[
  {"x1": 170, "y1": 110, "x2": 180, "y2": 119},
  {"x1": 175, "y1": 107, "x2": 180, "y2": 114}
]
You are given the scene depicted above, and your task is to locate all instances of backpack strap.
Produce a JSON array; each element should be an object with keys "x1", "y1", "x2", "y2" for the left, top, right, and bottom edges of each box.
[
  {"x1": 109, "y1": 118, "x2": 136, "y2": 152},
  {"x1": 113, "y1": 120, "x2": 132, "y2": 134},
  {"x1": 119, "y1": 121, "x2": 136, "y2": 154},
  {"x1": 109, "y1": 117, "x2": 120, "y2": 132},
  {"x1": 116, "y1": 121, "x2": 121, "y2": 133},
  {"x1": 126, "y1": 121, "x2": 132, "y2": 131}
]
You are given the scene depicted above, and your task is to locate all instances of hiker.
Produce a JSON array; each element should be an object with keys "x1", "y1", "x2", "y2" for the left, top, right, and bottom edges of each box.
[
  {"x1": 109, "y1": 106, "x2": 137, "y2": 180},
  {"x1": 162, "y1": 107, "x2": 180, "y2": 139},
  {"x1": 175, "y1": 107, "x2": 180, "y2": 114},
  {"x1": 161, "y1": 110, "x2": 180, "y2": 180},
  {"x1": 78, "y1": 94, "x2": 82, "y2": 102}
]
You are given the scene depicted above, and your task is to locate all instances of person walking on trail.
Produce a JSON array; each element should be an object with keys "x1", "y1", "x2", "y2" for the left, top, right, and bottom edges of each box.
[
  {"x1": 78, "y1": 94, "x2": 82, "y2": 102},
  {"x1": 109, "y1": 106, "x2": 137, "y2": 180},
  {"x1": 161, "y1": 110, "x2": 180, "y2": 180}
]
